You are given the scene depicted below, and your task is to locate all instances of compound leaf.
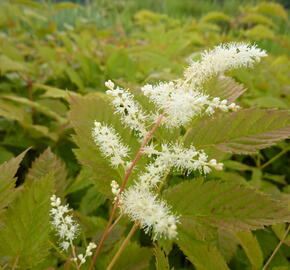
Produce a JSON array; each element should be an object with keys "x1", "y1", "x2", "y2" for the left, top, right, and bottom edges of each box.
[
  {"x1": 26, "y1": 148, "x2": 67, "y2": 197},
  {"x1": 184, "y1": 108, "x2": 290, "y2": 154},
  {"x1": 177, "y1": 228, "x2": 229, "y2": 270},
  {"x1": 0, "y1": 148, "x2": 29, "y2": 212},
  {"x1": 164, "y1": 179, "x2": 290, "y2": 231},
  {"x1": 0, "y1": 174, "x2": 53, "y2": 268},
  {"x1": 154, "y1": 244, "x2": 170, "y2": 270}
]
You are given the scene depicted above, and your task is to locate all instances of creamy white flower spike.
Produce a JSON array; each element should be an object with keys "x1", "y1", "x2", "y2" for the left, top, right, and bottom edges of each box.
[
  {"x1": 105, "y1": 80, "x2": 149, "y2": 139},
  {"x1": 92, "y1": 121, "x2": 130, "y2": 168},
  {"x1": 50, "y1": 195, "x2": 79, "y2": 251},
  {"x1": 50, "y1": 195, "x2": 97, "y2": 267},
  {"x1": 120, "y1": 185, "x2": 179, "y2": 240},
  {"x1": 141, "y1": 143, "x2": 223, "y2": 188},
  {"x1": 183, "y1": 42, "x2": 267, "y2": 88},
  {"x1": 141, "y1": 82, "x2": 239, "y2": 127}
]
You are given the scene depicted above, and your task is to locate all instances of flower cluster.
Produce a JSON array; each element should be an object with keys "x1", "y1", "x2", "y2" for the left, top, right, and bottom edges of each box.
[
  {"x1": 50, "y1": 195, "x2": 97, "y2": 267},
  {"x1": 106, "y1": 80, "x2": 148, "y2": 139},
  {"x1": 73, "y1": 242, "x2": 97, "y2": 266},
  {"x1": 141, "y1": 82, "x2": 239, "y2": 127},
  {"x1": 140, "y1": 143, "x2": 223, "y2": 188},
  {"x1": 92, "y1": 121, "x2": 130, "y2": 168},
  {"x1": 50, "y1": 195, "x2": 79, "y2": 251},
  {"x1": 119, "y1": 185, "x2": 179, "y2": 240},
  {"x1": 92, "y1": 43, "x2": 267, "y2": 241},
  {"x1": 183, "y1": 42, "x2": 267, "y2": 88}
]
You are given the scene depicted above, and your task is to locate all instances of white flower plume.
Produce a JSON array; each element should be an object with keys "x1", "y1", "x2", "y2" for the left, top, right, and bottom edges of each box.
[
  {"x1": 106, "y1": 80, "x2": 149, "y2": 139},
  {"x1": 184, "y1": 42, "x2": 267, "y2": 88},
  {"x1": 140, "y1": 143, "x2": 223, "y2": 188},
  {"x1": 141, "y1": 82, "x2": 239, "y2": 127},
  {"x1": 120, "y1": 185, "x2": 179, "y2": 240},
  {"x1": 50, "y1": 195, "x2": 97, "y2": 266},
  {"x1": 50, "y1": 195, "x2": 79, "y2": 251},
  {"x1": 92, "y1": 121, "x2": 130, "y2": 168}
]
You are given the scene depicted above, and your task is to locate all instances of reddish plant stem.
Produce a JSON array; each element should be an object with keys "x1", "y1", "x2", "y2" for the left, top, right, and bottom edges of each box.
[{"x1": 89, "y1": 114, "x2": 164, "y2": 270}]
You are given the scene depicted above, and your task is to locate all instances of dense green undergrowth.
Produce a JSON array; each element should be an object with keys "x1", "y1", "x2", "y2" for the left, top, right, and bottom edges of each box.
[{"x1": 0, "y1": 1, "x2": 290, "y2": 269}]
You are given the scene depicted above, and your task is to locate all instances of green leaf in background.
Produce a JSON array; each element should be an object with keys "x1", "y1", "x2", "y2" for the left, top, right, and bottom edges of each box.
[
  {"x1": 231, "y1": 231, "x2": 263, "y2": 270},
  {"x1": 164, "y1": 179, "x2": 290, "y2": 230},
  {"x1": 154, "y1": 244, "x2": 170, "y2": 270},
  {"x1": 177, "y1": 228, "x2": 230, "y2": 270},
  {"x1": 26, "y1": 148, "x2": 67, "y2": 197},
  {"x1": 102, "y1": 240, "x2": 152, "y2": 270},
  {"x1": 0, "y1": 55, "x2": 26, "y2": 74},
  {"x1": 34, "y1": 83, "x2": 77, "y2": 100},
  {"x1": 80, "y1": 185, "x2": 106, "y2": 215},
  {"x1": 0, "y1": 148, "x2": 29, "y2": 212},
  {"x1": 241, "y1": 13, "x2": 277, "y2": 28},
  {"x1": 0, "y1": 174, "x2": 53, "y2": 268},
  {"x1": 200, "y1": 11, "x2": 232, "y2": 24},
  {"x1": 250, "y1": 2, "x2": 288, "y2": 21},
  {"x1": 184, "y1": 108, "x2": 290, "y2": 154},
  {"x1": 106, "y1": 50, "x2": 137, "y2": 80}
]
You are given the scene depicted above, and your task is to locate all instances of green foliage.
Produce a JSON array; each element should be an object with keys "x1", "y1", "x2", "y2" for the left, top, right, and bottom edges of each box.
[
  {"x1": 0, "y1": 149, "x2": 29, "y2": 212},
  {"x1": 0, "y1": 174, "x2": 53, "y2": 268},
  {"x1": 184, "y1": 108, "x2": 290, "y2": 154},
  {"x1": 177, "y1": 229, "x2": 229, "y2": 270},
  {"x1": 164, "y1": 179, "x2": 290, "y2": 230},
  {"x1": 0, "y1": 0, "x2": 289, "y2": 269},
  {"x1": 154, "y1": 245, "x2": 170, "y2": 270},
  {"x1": 231, "y1": 231, "x2": 263, "y2": 270},
  {"x1": 26, "y1": 148, "x2": 68, "y2": 196}
]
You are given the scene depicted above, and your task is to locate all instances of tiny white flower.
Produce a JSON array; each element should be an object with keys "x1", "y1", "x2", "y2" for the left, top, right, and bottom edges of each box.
[{"x1": 105, "y1": 80, "x2": 115, "y2": 89}]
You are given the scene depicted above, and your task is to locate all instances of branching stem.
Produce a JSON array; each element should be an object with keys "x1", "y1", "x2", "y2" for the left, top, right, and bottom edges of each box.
[
  {"x1": 89, "y1": 114, "x2": 165, "y2": 270},
  {"x1": 70, "y1": 240, "x2": 80, "y2": 270},
  {"x1": 106, "y1": 221, "x2": 140, "y2": 270},
  {"x1": 259, "y1": 147, "x2": 290, "y2": 169},
  {"x1": 262, "y1": 223, "x2": 290, "y2": 270}
]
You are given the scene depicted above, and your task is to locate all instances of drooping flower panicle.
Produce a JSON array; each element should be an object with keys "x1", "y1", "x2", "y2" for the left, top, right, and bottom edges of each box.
[{"x1": 92, "y1": 121, "x2": 130, "y2": 168}]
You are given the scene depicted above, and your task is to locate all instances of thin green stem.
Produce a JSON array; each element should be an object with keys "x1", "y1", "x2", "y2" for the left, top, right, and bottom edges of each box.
[
  {"x1": 70, "y1": 240, "x2": 80, "y2": 270},
  {"x1": 48, "y1": 239, "x2": 72, "y2": 263},
  {"x1": 262, "y1": 223, "x2": 290, "y2": 270},
  {"x1": 106, "y1": 222, "x2": 140, "y2": 270},
  {"x1": 11, "y1": 255, "x2": 19, "y2": 270},
  {"x1": 108, "y1": 214, "x2": 123, "y2": 233},
  {"x1": 259, "y1": 147, "x2": 290, "y2": 170}
]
